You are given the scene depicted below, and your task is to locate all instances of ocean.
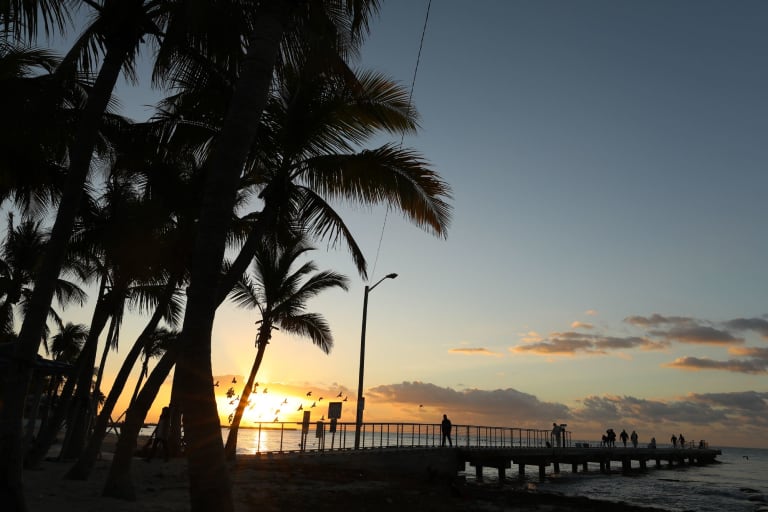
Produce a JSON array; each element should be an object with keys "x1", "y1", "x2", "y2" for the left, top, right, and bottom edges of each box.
[
  {"x1": 139, "y1": 427, "x2": 768, "y2": 511},
  {"x1": 477, "y1": 445, "x2": 768, "y2": 512}
]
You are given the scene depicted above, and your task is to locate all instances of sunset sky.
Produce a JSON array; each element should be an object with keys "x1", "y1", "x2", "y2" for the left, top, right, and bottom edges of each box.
[{"x1": 31, "y1": 1, "x2": 768, "y2": 448}]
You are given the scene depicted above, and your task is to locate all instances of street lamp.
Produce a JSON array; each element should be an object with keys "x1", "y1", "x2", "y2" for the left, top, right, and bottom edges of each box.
[{"x1": 354, "y1": 272, "x2": 398, "y2": 449}]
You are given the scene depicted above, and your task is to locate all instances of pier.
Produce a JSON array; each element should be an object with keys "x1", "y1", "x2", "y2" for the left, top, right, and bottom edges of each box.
[
  {"x1": 232, "y1": 421, "x2": 722, "y2": 483},
  {"x1": 460, "y1": 445, "x2": 721, "y2": 482}
]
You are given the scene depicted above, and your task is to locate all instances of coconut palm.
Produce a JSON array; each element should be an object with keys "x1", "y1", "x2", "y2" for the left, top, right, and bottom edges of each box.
[
  {"x1": 224, "y1": 237, "x2": 349, "y2": 459},
  {"x1": 0, "y1": 213, "x2": 87, "y2": 341}
]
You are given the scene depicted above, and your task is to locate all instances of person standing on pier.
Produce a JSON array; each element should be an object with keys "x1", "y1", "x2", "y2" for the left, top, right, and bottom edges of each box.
[
  {"x1": 620, "y1": 429, "x2": 629, "y2": 447},
  {"x1": 671, "y1": 434, "x2": 678, "y2": 448},
  {"x1": 551, "y1": 423, "x2": 562, "y2": 447},
  {"x1": 630, "y1": 430, "x2": 638, "y2": 448},
  {"x1": 678, "y1": 433, "x2": 685, "y2": 448},
  {"x1": 441, "y1": 414, "x2": 453, "y2": 447}
]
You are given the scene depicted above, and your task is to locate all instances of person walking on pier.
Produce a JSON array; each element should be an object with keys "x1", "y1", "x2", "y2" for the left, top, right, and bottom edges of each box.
[
  {"x1": 620, "y1": 429, "x2": 629, "y2": 447},
  {"x1": 630, "y1": 430, "x2": 638, "y2": 448},
  {"x1": 671, "y1": 434, "x2": 678, "y2": 448},
  {"x1": 678, "y1": 433, "x2": 685, "y2": 448},
  {"x1": 441, "y1": 414, "x2": 453, "y2": 447}
]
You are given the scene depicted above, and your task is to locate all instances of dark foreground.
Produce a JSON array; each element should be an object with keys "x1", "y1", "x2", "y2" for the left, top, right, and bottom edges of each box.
[{"x1": 25, "y1": 443, "x2": 674, "y2": 512}]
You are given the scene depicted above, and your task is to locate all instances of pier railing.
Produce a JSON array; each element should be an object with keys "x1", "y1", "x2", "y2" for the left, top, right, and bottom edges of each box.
[{"x1": 234, "y1": 421, "x2": 567, "y2": 454}]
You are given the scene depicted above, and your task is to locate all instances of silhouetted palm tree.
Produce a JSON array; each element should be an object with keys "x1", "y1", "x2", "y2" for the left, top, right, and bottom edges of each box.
[{"x1": 224, "y1": 236, "x2": 348, "y2": 458}]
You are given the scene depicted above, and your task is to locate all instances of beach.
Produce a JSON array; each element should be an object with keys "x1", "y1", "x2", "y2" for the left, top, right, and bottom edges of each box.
[{"x1": 23, "y1": 435, "x2": 674, "y2": 512}]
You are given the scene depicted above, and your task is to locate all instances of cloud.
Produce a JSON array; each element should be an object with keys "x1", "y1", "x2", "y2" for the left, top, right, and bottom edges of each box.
[
  {"x1": 729, "y1": 346, "x2": 768, "y2": 359},
  {"x1": 574, "y1": 394, "x2": 730, "y2": 425},
  {"x1": 448, "y1": 347, "x2": 503, "y2": 357},
  {"x1": 571, "y1": 321, "x2": 593, "y2": 329},
  {"x1": 585, "y1": 309, "x2": 598, "y2": 316},
  {"x1": 725, "y1": 317, "x2": 768, "y2": 339},
  {"x1": 663, "y1": 356, "x2": 768, "y2": 374},
  {"x1": 624, "y1": 314, "x2": 694, "y2": 327},
  {"x1": 367, "y1": 381, "x2": 569, "y2": 424},
  {"x1": 653, "y1": 326, "x2": 743, "y2": 345},
  {"x1": 519, "y1": 331, "x2": 543, "y2": 343},
  {"x1": 511, "y1": 332, "x2": 666, "y2": 356}
]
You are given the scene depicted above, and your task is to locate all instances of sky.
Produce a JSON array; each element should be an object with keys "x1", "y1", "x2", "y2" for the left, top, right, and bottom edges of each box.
[{"x1": 29, "y1": 1, "x2": 768, "y2": 448}]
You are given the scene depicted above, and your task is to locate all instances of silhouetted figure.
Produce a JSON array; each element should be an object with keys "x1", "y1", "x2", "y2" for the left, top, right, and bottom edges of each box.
[
  {"x1": 620, "y1": 429, "x2": 629, "y2": 447},
  {"x1": 441, "y1": 414, "x2": 453, "y2": 447},
  {"x1": 678, "y1": 433, "x2": 685, "y2": 448},
  {"x1": 649, "y1": 437, "x2": 657, "y2": 449},
  {"x1": 671, "y1": 434, "x2": 677, "y2": 448},
  {"x1": 147, "y1": 406, "x2": 170, "y2": 462},
  {"x1": 630, "y1": 430, "x2": 638, "y2": 448},
  {"x1": 552, "y1": 423, "x2": 562, "y2": 447}
]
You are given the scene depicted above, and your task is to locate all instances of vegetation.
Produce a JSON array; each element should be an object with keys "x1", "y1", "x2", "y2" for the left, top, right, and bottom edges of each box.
[{"x1": 0, "y1": 2, "x2": 451, "y2": 511}]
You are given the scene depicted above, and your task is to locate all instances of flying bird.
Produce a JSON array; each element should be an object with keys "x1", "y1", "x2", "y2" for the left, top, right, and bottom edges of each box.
[
  {"x1": 213, "y1": 380, "x2": 219, "y2": 387},
  {"x1": 311, "y1": 402, "x2": 316, "y2": 408},
  {"x1": 419, "y1": 404, "x2": 424, "y2": 408},
  {"x1": 343, "y1": 396, "x2": 348, "y2": 402},
  {"x1": 232, "y1": 377, "x2": 237, "y2": 384},
  {"x1": 336, "y1": 392, "x2": 343, "y2": 398},
  {"x1": 320, "y1": 415, "x2": 325, "y2": 421},
  {"x1": 297, "y1": 404, "x2": 303, "y2": 411},
  {"x1": 273, "y1": 417, "x2": 279, "y2": 422},
  {"x1": 281, "y1": 398, "x2": 288, "y2": 405},
  {"x1": 263, "y1": 388, "x2": 268, "y2": 393},
  {"x1": 306, "y1": 391, "x2": 312, "y2": 397}
]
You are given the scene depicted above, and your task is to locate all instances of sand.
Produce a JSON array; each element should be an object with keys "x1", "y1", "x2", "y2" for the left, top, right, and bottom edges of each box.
[{"x1": 23, "y1": 436, "x2": 671, "y2": 512}]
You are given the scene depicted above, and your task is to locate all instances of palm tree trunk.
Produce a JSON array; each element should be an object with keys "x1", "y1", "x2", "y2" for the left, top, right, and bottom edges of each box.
[
  {"x1": 60, "y1": 286, "x2": 113, "y2": 459},
  {"x1": 102, "y1": 346, "x2": 178, "y2": 500},
  {"x1": 23, "y1": 281, "x2": 111, "y2": 469},
  {"x1": 224, "y1": 327, "x2": 270, "y2": 460},
  {"x1": 65, "y1": 279, "x2": 176, "y2": 480},
  {"x1": 0, "y1": 40, "x2": 134, "y2": 508},
  {"x1": 176, "y1": 5, "x2": 290, "y2": 512}
]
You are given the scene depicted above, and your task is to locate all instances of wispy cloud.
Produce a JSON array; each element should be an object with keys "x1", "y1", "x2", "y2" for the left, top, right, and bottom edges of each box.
[
  {"x1": 663, "y1": 356, "x2": 768, "y2": 374},
  {"x1": 448, "y1": 347, "x2": 503, "y2": 357},
  {"x1": 724, "y1": 317, "x2": 768, "y2": 339},
  {"x1": 571, "y1": 321, "x2": 593, "y2": 329},
  {"x1": 512, "y1": 332, "x2": 665, "y2": 356},
  {"x1": 585, "y1": 309, "x2": 598, "y2": 316}
]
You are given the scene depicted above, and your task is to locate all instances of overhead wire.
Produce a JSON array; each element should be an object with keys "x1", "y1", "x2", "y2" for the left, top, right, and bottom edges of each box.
[{"x1": 369, "y1": 0, "x2": 432, "y2": 281}]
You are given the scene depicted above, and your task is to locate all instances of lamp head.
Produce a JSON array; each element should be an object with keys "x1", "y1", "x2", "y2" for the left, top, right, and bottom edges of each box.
[{"x1": 386, "y1": 273, "x2": 398, "y2": 279}]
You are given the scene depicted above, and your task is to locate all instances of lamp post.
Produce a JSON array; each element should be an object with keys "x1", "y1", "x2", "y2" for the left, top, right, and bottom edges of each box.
[{"x1": 354, "y1": 272, "x2": 397, "y2": 449}]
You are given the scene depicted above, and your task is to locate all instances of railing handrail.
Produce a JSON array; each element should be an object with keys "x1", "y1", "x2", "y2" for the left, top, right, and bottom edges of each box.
[{"x1": 227, "y1": 421, "x2": 570, "y2": 454}]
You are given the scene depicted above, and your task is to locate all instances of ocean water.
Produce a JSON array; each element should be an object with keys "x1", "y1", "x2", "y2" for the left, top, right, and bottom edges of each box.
[{"x1": 474, "y1": 446, "x2": 768, "y2": 512}]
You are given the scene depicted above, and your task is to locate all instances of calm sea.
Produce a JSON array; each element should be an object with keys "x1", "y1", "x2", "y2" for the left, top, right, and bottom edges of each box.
[
  {"x1": 479, "y1": 445, "x2": 768, "y2": 512},
  {"x1": 139, "y1": 427, "x2": 768, "y2": 511}
]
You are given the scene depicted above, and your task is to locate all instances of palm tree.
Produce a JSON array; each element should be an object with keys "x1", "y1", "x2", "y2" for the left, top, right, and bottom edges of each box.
[
  {"x1": 224, "y1": 237, "x2": 349, "y2": 459},
  {"x1": 0, "y1": 213, "x2": 87, "y2": 341}
]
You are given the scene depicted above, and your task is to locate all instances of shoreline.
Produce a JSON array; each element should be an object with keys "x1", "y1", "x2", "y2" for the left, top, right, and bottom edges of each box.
[{"x1": 24, "y1": 435, "x2": 675, "y2": 512}]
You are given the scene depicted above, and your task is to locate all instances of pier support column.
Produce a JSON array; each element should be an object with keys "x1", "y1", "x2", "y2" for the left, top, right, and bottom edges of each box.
[
  {"x1": 622, "y1": 459, "x2": 630, "y2": 472},
  {"x1": 655, "y1": 459, "x2": 661, "y2": 469},
  {"x1": 553, "y1": 462, "x2": 560, "y2": 474},
  {"x1": 571, "y1": 463, "x2": 578, "y2": 473},
  {"x1": 538, "y1": 465, "x2": 546, "y2": 481},
  {"x1": 497, "y1": 466, "x2": 505, "y2": 484},
  {"x1": 582, "y1": 462, "x2": 588, "y2": 472},
  {"x1": 475, "y1": 465, "x2": 483, "y2": 482},
  {"x1": 640, "y1": 459, "x2": 646, "y2": 470},
  {"x1": 518, "y1": 464, "x2": 525, "y2": 479}
]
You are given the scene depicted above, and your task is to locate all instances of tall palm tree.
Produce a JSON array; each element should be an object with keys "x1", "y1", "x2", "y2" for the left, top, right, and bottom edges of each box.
[
  {"x1": 0, "y1": 2, "x2": 172, "y2": 503},
  {"x1": 224, "y1": 237, "x2": 349, "y2": 459},
  {"x1": 0, "y1": 213, "x2": 87, "y2": 340}
]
